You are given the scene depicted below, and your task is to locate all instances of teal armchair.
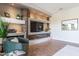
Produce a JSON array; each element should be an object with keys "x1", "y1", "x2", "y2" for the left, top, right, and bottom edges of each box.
[{"x1": 3, "y1": 37, "x2": 29, "y2": 55}]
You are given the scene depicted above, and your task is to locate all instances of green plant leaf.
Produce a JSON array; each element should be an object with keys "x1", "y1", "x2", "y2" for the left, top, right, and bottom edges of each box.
[{"x1": 0, "y1": 17, "x2": 9, "y2": 39}]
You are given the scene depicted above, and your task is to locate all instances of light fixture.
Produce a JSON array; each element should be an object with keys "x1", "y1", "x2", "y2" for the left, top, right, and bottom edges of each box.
[{"x1": 52, "y1": 8, "x2": 63, "y2": 15}]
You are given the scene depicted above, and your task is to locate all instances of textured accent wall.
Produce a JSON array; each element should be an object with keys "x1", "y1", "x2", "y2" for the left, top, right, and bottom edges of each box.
[
  {"x1": 0, "y1": 4, "x2": 21, "y2": 18},
  {"x1": 8, "y1": 23, "x2": 23, "y2": 33}
]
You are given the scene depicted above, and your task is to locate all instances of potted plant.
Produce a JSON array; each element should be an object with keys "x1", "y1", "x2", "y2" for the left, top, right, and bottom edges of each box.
[{"x1": 0, "y1": 17, "x2": 9, "y2": 44}]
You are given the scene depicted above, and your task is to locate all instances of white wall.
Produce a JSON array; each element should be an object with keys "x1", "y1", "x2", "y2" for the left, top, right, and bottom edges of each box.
[{"x1": 50, "y1": 7, "x2": 79, "y2": 44}]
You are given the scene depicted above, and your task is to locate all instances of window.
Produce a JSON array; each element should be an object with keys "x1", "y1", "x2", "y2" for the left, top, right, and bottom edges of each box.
[{"x1": 61, "y1": 19, "x2": 78, "y2": 31}]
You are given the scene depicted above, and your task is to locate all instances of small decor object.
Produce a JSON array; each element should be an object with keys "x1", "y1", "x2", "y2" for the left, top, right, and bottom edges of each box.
[
  {"x1": 8, "y1": 29, "x2": 16, "y2": 33},
  {"x1": 16, "y1": 14, "x2": 21, "y2": 20},
  {"x1": 4, "y1": 12, "x2": 10, "y2": 18},
  {"x1": 21, "y1": 15, "x2": 24, "y2": 20},
  {"x1": 61, "y1": 19, "x2": 78, "y2": 31}
]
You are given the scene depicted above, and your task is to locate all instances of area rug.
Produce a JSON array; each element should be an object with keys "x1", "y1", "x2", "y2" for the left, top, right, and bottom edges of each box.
[{"x1": 54, "y1": 45, "x2": 79, "y2": 56}]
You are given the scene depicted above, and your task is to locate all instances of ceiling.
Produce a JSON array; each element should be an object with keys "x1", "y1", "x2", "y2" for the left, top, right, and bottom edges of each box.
[{"x1": 22, "y1": 3, "x2": 79, "y2": 16}]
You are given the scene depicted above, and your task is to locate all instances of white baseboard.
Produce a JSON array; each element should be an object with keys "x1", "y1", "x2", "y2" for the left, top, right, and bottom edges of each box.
[{"x1": 29, "y1": 37, "x2": 51, "y2": 45}]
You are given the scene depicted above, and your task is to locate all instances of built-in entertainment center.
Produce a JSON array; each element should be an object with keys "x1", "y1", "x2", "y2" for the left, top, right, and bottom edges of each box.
[
  {"x1": 0, "y1": 3, "x2": 51, "y2": 40},
  {"x1": 27, "y1": 8, "x2": 50, "y2": 40},
  {"x1": 27, "y1": 18, "x2": 50, "y2": 40}
]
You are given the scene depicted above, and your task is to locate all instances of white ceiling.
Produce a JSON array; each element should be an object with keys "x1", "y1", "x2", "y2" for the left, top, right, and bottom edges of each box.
[{"x1": 22, "y1": 3, "x2": 79, "y2": 16}]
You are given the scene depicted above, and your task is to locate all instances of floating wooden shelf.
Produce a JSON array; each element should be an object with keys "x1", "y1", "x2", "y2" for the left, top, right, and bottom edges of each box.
[
  {"x1": 1, "y1": 17, "x2": 25, "y2": 24},
  {"x1": 28, "y1": 18, "x2": 50, "y2": 23},
  {"x1": 7, "y1": 33, "x2": 25, "y2": 36}
]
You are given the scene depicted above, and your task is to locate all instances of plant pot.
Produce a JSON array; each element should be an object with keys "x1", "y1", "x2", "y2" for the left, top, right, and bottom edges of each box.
[
  {"x1": 0, "y1": 38, "x2": 3, "y2": 44},
  {"x1": 0, "y1": 45, "x2": 2, "y2": 52}
]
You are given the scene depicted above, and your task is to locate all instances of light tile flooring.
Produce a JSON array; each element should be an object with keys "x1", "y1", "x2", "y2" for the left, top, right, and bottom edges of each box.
[{"x1": 54, "y1": 45, "x2": 79, "y2": 56}]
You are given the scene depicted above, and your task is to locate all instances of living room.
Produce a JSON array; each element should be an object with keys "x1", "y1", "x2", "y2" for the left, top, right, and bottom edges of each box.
[{"x1": 1, "y1": 3, "x2": 79, "y2": 56}]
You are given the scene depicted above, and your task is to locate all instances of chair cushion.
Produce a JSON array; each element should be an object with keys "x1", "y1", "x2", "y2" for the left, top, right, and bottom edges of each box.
[
  {"x1": 3, "y1": 41, "x2": 23, "y2": 53},
  {"x1": 11, "y1": 37, "x2": 19, "y2": 43}
]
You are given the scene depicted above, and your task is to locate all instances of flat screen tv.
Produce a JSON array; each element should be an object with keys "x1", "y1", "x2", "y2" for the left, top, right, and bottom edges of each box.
[{"x1": 30, "y1": 21, "x2": 43, "y2": 32}]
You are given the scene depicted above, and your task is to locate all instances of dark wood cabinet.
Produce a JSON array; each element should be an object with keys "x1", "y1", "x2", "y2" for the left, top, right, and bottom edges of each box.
[{"x1": 28, "y1": 33, "x2": 50, "y2": 40}]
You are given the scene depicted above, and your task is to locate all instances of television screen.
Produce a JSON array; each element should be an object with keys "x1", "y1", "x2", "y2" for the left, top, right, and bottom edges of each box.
[{"x1": 30, "y1": 21, "x2": 43, "y2": 32}]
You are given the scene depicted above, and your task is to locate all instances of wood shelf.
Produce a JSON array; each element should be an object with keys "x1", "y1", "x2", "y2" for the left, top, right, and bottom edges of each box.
[
  {"x1": 29, "y1": 18, "x2": 50, "y2": 23},
  {"x1": 7, "y1": 33, "x2": 25, "y2": 37},
  {"x1": 1, "y1": 17, "x2": 25, "y2": 24}
]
